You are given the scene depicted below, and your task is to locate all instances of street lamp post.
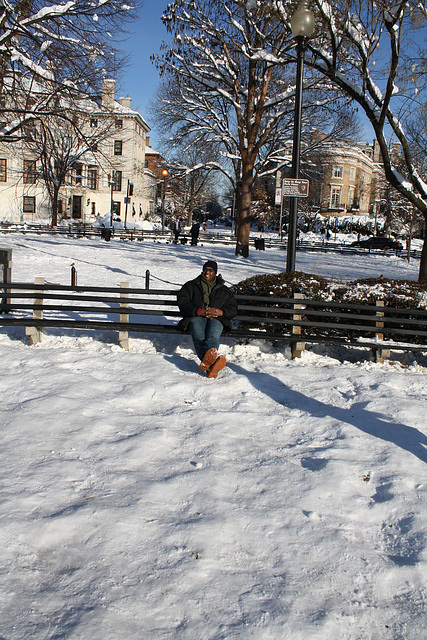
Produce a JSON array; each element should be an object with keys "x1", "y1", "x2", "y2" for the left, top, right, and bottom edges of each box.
[
  {"x1": 108, "y1": 173, "x2": 114, "y2": 228},
  {"x1": 161, "y1": 169, "x2": 168, "y2": 234},
  {"x1": 286, "y1": 1, "x2": 315, "y2": 273},
  {"x1": 124, "y1": 180, "x2": 133, "y2": 230}
]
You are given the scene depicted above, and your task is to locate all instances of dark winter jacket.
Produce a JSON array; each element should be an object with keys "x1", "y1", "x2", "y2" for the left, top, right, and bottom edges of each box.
[
  {"x1": 190, "y1": 222, "x2": 200, "y2": 237},
  {"x1": 177, "y1": 274, "x2": 238, "y2": 331}
]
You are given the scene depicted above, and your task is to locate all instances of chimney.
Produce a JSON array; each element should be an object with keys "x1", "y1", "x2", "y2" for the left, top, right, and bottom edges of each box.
[
  {"x1": 146, "y1": 136, "x2": 150, "y2": 147},
  {"x1": 102, "y1": 79, "x2": 116, "y2": 109},
  {"x1": 119, "y1": 95, "x2": 132, "y2": 109}
]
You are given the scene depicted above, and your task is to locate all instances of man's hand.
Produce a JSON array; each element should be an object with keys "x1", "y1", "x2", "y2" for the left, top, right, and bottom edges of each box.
[{"x1": 202, "y1": 307, "x2": 223, "y2": 318}]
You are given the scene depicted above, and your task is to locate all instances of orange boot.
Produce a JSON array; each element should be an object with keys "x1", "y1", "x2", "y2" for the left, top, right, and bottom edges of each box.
[
  {"x1": 207, "y1": 356, "x2": 227, "y2": 378},
  {"x1": 199, "y1": 348, "x2": 218, "y2": 372}
]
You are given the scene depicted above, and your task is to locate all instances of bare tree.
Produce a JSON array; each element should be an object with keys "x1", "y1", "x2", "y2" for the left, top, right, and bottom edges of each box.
[
  {"x1": 155, "y1": 0, "x2": 323, "y2": 257},
  {"x1": 155, "y1": 1, "x2": 356, "y2": 257},
  {"x1": 273, "y1": 0, "x2": 427, "y2": 280},
  {"x1": 0, "y1": 0, "x2": 139, "y2": 139},
  {"x1": 167, "y1": 156, "x2": 221, "y2": 224},
  {"x1": 24, "y1": 105, "x2": 116, "y2": 226}
]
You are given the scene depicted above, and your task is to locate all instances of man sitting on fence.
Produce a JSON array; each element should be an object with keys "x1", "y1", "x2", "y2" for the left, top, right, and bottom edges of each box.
[{"x1": 177, "y1": 260, "x2": 238, "y2": 378}]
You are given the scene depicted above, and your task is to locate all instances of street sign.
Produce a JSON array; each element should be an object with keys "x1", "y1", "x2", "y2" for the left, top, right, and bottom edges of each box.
[{"x1": 282, "y1": 178, "x2": 309, "y2": 197}]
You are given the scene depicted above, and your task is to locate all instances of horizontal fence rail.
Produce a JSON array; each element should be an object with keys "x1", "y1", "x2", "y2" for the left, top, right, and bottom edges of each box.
[{"x1": 1, "y1": 281, "x2": 426, "y2": 360}]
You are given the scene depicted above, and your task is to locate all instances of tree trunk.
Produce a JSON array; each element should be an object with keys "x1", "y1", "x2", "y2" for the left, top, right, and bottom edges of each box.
[
  {"x1": 50, "y1": 187, "x2": 60, "y2": 227},
  {"x1": 235, "y1": 162, "x2": 254, "y2": 257}
]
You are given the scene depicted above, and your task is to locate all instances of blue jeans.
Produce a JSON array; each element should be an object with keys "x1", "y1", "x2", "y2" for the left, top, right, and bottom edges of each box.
[{"x1": 189, "y1": 317, "x2": 223, "y2": 361}]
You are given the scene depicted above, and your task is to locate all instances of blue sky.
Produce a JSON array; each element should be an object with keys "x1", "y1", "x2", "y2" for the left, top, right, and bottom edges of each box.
[{"x1": 118, "y1": 1, "x2": 170, "y2": 148}]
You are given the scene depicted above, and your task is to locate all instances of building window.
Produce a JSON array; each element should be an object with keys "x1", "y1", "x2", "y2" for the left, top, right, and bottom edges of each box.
[
  {"x1": 23, "y1": 159, "x2": 37, "y2": 184},
  {"x1": 348, "y1": 187, "x2": 354, "y2": 207},
  {"x1": 90, "y1": 118, "x2": 98, "y2": 128},
  {"x1": 350, "y1": 167, "x2": 356, "y2": 181},
  {"x1": 114, "y1": 140, "x2": 123, "y2": 156},
  {"x1": 112, "y1": 170, "x2": 122, "y2": 191},
  {"x1": 72, "y1": 163, "x2": 83, "y2": 185},
  {"x1": 0, "y1": 159, "x2": 6, "y2": 182},
  {"x1": 330, "y1": 186, "x2": 341, "y2": 208},
  {"x1": 23, "y1": 196, "x2": 36, "y2": 213},
  {"x1": 87, "y1": 166, "x2": 97, "y2": 190},
  {"x1": 115, "y1": 119, "x2": 123, "y2": 129},
  {"x1": 333, "y1": 166, "x2": 343, "y2": 179}
]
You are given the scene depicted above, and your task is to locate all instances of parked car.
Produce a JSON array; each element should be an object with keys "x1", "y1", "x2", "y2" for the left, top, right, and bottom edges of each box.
[{"x1": 351, "y1": 236, "x2": 403, "y2": 250}]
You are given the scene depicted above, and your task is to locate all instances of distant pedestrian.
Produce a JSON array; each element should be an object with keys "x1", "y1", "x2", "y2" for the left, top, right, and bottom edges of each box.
[
  {"x1": 190, "y1": 221, "x2": 200, "y2": 245},
  {"x1": 171, "y1": 219, "x2": 181, "y2": 243}
]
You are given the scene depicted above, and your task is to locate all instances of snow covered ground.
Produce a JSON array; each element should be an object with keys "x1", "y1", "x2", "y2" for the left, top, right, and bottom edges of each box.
[{"x1": 0, "y1": 233, "x2": 426, "y2": 640}]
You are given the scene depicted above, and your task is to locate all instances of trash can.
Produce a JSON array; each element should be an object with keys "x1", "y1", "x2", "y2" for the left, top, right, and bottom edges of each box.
[
  {"x1": 254, "y1": 238, "x2": 265, "y2": 251},
  {"x1": 101, "y1": 228, "x2": 112, "y2": 241}
]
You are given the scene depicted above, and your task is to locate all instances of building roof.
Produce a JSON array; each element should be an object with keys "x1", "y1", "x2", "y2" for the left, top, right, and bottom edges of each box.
[{"x1": 145, "y1": 146, "x2": 162, "y2": 156}]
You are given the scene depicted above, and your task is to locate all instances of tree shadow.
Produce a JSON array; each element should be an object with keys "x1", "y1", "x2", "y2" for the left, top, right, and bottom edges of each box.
[{"x1": 227, "y1": 362, "x2": 427, "y2": 463}]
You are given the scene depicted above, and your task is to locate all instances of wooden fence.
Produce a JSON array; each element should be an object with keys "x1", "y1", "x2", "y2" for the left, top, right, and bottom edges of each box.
[{"x1": 1, "y1": 281, "x2": 426, "y2": 361}]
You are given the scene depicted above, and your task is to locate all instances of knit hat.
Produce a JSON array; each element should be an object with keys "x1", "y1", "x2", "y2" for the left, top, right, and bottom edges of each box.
[{"x1": 203, "y1": 260, "x2": 218, "y2": 273}]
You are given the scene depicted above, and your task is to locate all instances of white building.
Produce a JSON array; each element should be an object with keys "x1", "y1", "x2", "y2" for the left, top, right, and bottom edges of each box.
[
  {"x1": 0, "y1": 79, "x2": 157, "y2": 224},
  {"x1": 278, "y1": 137, "x2": 391, "y2": 217},
  {"x1": 319, "y1": 141, "x2": 383, "y2": 216}
]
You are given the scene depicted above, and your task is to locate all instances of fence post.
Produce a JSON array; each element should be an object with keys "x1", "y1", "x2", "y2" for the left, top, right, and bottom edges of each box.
[
  {"x1": 291, "y1": 292, "x2": 306, "y2": 359},
  {"x1": 0, "y1": 247, "x2": 12, "y2": 312},
  {"x1": 145, "y1": 269, "x2": 150, "y2": 289},
  {"x1": 71, "y1": 263, "x2": 77, "y2": 286},
  {"x1": 119, "y1": 281, "x2": 129, "y2": 351},
  {"x1": 372, "y1": 299, "x2": 390, "y2": 363},
  {"x1": 25, "y1": 277, "x2": 44, "y2": 345}
]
